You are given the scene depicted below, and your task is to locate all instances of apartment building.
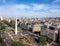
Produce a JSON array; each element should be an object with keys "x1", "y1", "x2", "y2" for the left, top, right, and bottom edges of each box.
[
  {"x1": 32, "y1": 24, "x2": 41, "y2": 32},
  {"x1": 41, "y1": 26, "x2": 58, "y2": 41},
  {"x1": 58, "y1": 28, "x2": 60, "y2": 46}
]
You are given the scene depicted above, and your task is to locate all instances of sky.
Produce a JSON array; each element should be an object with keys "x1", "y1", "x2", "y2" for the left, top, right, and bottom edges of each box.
[{"x1": 0, "y1": 0, "x2": 60, "y2": 18}]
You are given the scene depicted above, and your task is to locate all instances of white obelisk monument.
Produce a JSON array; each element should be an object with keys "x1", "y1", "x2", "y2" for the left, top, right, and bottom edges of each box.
[{"x1": 15, "y1": 17, "x2": 18, "y2": 35}]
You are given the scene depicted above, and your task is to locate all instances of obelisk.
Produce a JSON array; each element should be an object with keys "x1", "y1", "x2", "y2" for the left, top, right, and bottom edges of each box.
[{"x1": 15, "y1": 17, "x2": 18, "y2": 35}]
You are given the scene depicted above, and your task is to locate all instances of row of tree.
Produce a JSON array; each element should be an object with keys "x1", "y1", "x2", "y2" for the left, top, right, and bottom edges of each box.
[
  {"x1": 0, "y1": 22, "x2": 5, "y2": 30},
  {"x1": 11, "y1": 41, "x2": 24, "y2": 46},
  {"x1": 3, "y1": 20, "x2": 15, "y2": 28}
]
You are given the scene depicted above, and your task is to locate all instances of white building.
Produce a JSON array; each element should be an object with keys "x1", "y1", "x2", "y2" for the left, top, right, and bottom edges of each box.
[{"x1": 0, "y1": 16, "x2": 4, "y2": 21}]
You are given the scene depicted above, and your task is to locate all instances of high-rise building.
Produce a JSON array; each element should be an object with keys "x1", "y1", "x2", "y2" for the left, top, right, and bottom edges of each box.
[
  {"x1": 58, "y1": 28, "x2": 60, "y2": 46},
  {"x1": 0, "y1": 16, "x2": 3, "y2": 21}
]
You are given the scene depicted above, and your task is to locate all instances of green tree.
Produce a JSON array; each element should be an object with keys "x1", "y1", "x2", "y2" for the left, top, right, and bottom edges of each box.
[
  {"x1": 38, "y1": 35, "x2": 53, "y2": 44},
  {"x1": 3, "y1": 21, "x2": 15, "y2": 28},
  {"x1": 11, "y1": 41, "x2": 24, "y2": 46},
  {"x1": 0, "y1": 22, "x2": 5, "y2": 30},
  {"x1": 38, "y1": 36, "x2": 47, "y2": 45},
  {"x1": 0, "y1": 37, "x2": 3, "y2": 43}
]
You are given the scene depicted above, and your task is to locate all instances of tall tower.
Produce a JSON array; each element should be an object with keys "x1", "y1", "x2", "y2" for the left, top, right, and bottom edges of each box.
[{"x1": 15, "y1": 17, "x2": 18, "y2": 35}]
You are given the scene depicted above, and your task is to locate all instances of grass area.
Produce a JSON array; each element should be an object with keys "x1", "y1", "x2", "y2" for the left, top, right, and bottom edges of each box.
[
  {"x1": 20, "y1": 36, "x2": 30, "y2": 43},
  {"x1": 11, "y1": 41, "x2": 24, "y2": 46}
]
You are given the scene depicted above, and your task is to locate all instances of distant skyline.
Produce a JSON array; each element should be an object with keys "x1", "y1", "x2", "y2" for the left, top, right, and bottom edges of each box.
[{"x1": 0, "y1": 0, "x2": 60, "y2": 18}]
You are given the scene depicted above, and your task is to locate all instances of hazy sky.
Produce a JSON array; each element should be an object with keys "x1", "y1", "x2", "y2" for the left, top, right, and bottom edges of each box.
[{"x1": 0, "y1": 0, "x2": 60, "y2": 18}]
